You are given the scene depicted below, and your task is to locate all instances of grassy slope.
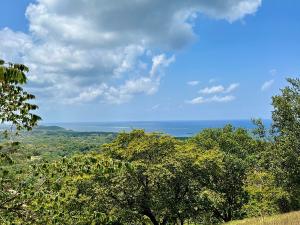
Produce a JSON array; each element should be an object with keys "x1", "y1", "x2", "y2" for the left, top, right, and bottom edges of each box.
[{"x1": 225, "y1": 211, "x2": 300, "y2": 225}]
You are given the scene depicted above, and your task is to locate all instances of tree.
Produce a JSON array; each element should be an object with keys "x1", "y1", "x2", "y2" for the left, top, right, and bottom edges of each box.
[
  {"x1": 0, "y1": 59, "x2": 41, "y2": 223},
  {"x1": 189, "y1": 125, "x2": 259, "y2": 222},
  {"x1": 243, "y1": 170, "x2": 288, "y2": 217},
  {"x1": 28, "y1": 154, "x2": 121, "y2": 224},
  {"x1": 101, "y1": 130, "x2": 200, "y2": 225},
  {"x1": 28, "y1": 131, "x2": 201, "y2": 225},
  {"x1": 0, "y1": 59, "x2": 40, "y2": 137},
  {"x1": 271, "y1": 77, "x2": 300, "y2": 210},
  {"x1": 272, "y1": 78, "x2": 300, "y2": 139}
]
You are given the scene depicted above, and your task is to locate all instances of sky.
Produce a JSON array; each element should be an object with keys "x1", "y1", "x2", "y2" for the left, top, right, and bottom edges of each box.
[{"x1": 0, "y1": 0, "x2": 299, "y2": 122}]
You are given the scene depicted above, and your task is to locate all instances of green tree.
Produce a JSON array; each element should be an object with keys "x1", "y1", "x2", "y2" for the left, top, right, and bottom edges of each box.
[
  {"x1": 18, "y1": 131, "x2": 198, "y2": 224},
  {"x1": 0, "y1": 59, "x2": 41, "y2": 223},
  {"x1": 0, "y1": 59, "x2": 40, "y2": 136},
  {"x1": 189, "y1": 125, "x2": 259, "y2": 222},
  {"x1": 272, "y1": 78, "x2": 300, "y2": 138},
  {"x1": 101, "y1": 130, "x2": 200, "y2": 225},
  {"x1": 271, "y1": 77, "x2": 300, "y2": 210},
  {"x1": 28, "y1": 154, "x2": 121, "y2": 224},
  {"x1": 243, "y1": 170, "x2": 288, "y2": 217}
]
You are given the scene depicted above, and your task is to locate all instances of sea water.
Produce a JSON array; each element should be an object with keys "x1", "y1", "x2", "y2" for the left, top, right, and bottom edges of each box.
[{"x1": 45, "y1": 120, "x2": 272, "y2": 137}]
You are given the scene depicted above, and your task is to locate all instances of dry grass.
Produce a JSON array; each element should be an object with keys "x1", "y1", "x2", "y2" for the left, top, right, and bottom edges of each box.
[{"x1": 224, "y1": 211, "x2": 300, "y2": 225}]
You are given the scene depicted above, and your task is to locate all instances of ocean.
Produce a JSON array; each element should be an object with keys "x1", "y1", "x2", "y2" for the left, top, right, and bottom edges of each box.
[{"x1": 45, "y1": 120, "x2": 272, "y2": 137}]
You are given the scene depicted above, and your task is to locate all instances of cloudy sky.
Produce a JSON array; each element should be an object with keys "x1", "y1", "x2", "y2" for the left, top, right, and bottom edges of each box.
[{"x1": 1, "y1": 0, "x2": 299, "y2": 122}]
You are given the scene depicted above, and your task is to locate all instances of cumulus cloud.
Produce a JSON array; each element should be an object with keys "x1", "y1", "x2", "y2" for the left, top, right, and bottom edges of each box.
[
  {"x1": 65, "y1": 54, "x2": 174, "y2": 104},
  {"x1": 0, "y1": 0, "x2": 261, "y2": 104},
  {"x1": 187, "y1": 80, "x2": 200, "y2": 86},
  {"x1": 261, "y1": 79, "x2": 274, "y2": 91},
  {"x1": 187, "y1": 95, "x2": 235, "y2": 104}
]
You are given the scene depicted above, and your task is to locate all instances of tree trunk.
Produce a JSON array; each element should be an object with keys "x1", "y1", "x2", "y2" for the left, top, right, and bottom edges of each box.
[{"x1": 143, "y1": 208, "x2": 159, "y2": 225}]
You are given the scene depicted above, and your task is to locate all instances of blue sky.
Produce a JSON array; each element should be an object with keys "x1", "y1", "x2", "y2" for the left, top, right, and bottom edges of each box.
[{"x1": 0, "y1": 0, "x2": 299, "y2": 122}]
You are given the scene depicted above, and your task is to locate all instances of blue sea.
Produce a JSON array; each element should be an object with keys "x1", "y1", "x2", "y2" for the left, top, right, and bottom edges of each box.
[{"x1": 45, "y1": 120, "x2": 272, "y2": 137}]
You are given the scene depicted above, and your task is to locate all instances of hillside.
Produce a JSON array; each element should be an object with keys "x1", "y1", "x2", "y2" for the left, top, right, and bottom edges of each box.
[
  {"x1": 225, "y1": 211, "x2": 300, "y2": 225},
  {"x1": 0, "y1": 126, "x2": 116, "y2": 164}
]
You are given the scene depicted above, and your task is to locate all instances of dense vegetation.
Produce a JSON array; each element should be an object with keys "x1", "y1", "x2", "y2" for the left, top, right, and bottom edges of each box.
[
  {"x1": 4, "y1": 126, "x2": 116, "y2": 163},
  {"x1": 0, "y1": 60, "x2": 299, "y2": 224}
]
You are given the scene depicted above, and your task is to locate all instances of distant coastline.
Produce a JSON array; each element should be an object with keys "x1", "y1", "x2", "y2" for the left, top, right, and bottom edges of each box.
[{"x1": 42, "y1": 120, "x2": 272, "y2": 137}]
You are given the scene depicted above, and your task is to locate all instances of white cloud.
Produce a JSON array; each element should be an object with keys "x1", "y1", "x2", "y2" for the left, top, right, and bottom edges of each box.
[
  {"x1": 150, "y1": 54, "x2": 175, "y2": 77},
  {"x1": 187, "y1": 80, "x2": 200, "y2": 86},
  {"x1": 211, "y1": 95, "x2": 235, "y2": 102},
  {"x1": 224, "y1": 83, "x2": 240, "y2": 93},
  {"x1": 0, "y1": 0, "x2": 261, "y2": 104},
  {"x1": 261, "y1": 79, "x2": 274, "y2": 91},
  {"x1": 199, "y1": 83, "x2": 239, "y2": 94},
  {"x1": 187, "y1": 95, "x2": 235, "y2": 104},
  {"x1": 64, "y1": 84, "x2": 107, "y2": 104},
  {"x1": 190, "y1": 82, "x2": 239, "y2": 104},
  {"x1": 187, "y1": 96, "x2": 206, "y2": 104},
  {"x1": 65, "y1": 54, "x2": 174, "y2": 104},
  {"x1": 0, "y1": 28, "x2": 33, "y2": 63},
  {"x1": 199, "y1": 85, "x2": 225, "y2": 94}
]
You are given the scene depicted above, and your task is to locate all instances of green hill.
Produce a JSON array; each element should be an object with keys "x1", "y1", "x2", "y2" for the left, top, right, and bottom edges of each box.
[
  {"x1": 225, "y1": 211, "x2": 300, "y2": 225},
  {"x1": 0, "y1": 126, "x2": 116, "y2": 164}
]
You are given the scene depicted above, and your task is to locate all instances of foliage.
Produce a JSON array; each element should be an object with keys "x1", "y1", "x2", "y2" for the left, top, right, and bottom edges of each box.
[
  {"x1": 28, "y1": 154, "x2": 122, "y2": 225},
  {"x1": 271, "y1": 78, "x2": 300, "y2": 210},
  {"x1": 0, "y1": 166, "x2": 42, "y2": 224},
  {"x1": 101, "y1": 130, "x2": 199, "y2": 224},
  {"x1": 0, "y1": 59, "x2": 41, "y2": 136},
  {"x1": 243, "y1": 170, "x2": 288, "y2": 217},
  {"x1": 272, "y1": 78, "x2": 300, "y2": 138},
  {"x1": 0, "y1": 127, "x2": 116, "y2": 224},
  {"x1": 189, "y1": 125, "x2": 260, "y2": 222},
  {"x1": 15, "y1": 128, "x2": 268, "y2": 224},
  {"x1": 8, "y1": 126, "x2": 116, "y2": 163},
  {"x1": 0, "y1": 59, "x2": 41, "y2": 223}
]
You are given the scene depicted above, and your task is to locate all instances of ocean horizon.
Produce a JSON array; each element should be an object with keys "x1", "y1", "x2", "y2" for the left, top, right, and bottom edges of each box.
[{"x1": 43, "y1": 119, "x2": 272, "y2": 137}]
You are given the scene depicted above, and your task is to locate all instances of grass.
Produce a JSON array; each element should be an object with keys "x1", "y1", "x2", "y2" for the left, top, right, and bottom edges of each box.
[{"x1": 224, "y1": 211, "x2": 300, "y2": 225}]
